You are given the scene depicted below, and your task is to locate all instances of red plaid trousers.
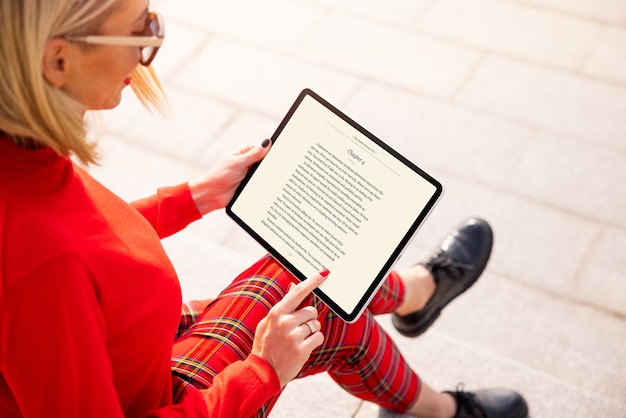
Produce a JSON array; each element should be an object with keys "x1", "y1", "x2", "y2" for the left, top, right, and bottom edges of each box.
[{"x1": 171, "y1": 255, "x2": 420, "y2": 416}]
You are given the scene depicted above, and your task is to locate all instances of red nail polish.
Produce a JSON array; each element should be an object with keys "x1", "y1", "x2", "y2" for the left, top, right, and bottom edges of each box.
[{"x1": 320, "y1": 268, "x2": 330, "y2": 278}]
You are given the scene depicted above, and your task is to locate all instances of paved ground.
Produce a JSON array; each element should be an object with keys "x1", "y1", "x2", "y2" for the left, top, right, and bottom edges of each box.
[{"x1": 88, "y1": 0, "x2": 626, "y2": 417}]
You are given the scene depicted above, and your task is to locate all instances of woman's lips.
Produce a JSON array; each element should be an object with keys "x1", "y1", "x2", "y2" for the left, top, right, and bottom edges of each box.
[{"x1": 124, "y1": 76, "x2": 132, "y2": 85}]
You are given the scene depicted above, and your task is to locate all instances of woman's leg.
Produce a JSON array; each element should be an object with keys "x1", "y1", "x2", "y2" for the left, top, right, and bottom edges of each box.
[
  {"x1": 171, "y1": 255, "x2": 428, "y2": 416},
  {"x1": 405, "y1": 384, "x2": 457, "y2": 418},
  {"x1": 367, "y1": 266, "x2": 435, "y2": 316},
  {"x1": 392, "y1": 265, "x2": 436, "y2": 316},
  {"x1": 320, "y1": 267, "x2": 457, "y2": 417},
  {"x1": 303, "y1": 307, "x2": 421, "y2": 412}
]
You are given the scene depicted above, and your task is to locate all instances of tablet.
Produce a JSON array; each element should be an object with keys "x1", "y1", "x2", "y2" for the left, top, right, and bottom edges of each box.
[{"x1": 227, "y1": 89, "x2": 443, "y2": 322}]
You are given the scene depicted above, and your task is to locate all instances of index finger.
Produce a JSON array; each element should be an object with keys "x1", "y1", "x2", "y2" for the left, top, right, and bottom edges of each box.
[{"x1": 280, "y1": 269, "x2": 329, "y2": 313}]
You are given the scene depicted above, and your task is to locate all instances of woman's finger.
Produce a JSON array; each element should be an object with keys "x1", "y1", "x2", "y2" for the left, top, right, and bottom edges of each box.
[{"x1": 279, "y1": 269, "x2": 329, "y2": 313}]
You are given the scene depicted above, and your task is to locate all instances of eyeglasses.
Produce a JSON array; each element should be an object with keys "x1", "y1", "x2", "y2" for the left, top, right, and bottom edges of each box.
[{"x1": 65, "y1": 11, "x2": 164, "y2": 66}]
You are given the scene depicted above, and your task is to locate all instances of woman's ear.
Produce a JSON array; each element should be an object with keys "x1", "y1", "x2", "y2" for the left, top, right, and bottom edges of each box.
[{"x1": 42, "y1": 38, "x2": 70, "y2": 88}]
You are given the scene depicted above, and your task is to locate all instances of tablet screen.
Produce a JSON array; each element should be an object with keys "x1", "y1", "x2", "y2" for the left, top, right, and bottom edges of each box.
[{"x1": 227, "y1": 89, "x2": 443, "y2": 322}]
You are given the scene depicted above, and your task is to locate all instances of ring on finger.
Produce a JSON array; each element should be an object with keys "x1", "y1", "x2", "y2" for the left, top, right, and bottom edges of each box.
[{"x1": 304, "y1": 320, "x2": 316, "y2": 336}]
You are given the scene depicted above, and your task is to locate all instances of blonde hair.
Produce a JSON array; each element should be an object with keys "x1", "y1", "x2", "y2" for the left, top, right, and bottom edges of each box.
[{"x1": 0, "y1": 0, "x2": 165, "y2": 165}]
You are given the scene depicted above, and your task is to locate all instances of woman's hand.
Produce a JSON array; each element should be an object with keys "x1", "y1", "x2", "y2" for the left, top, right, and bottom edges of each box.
[
  {"x1": 251, "y1": 270, "x2": 329, "y2": 388},
  {"x1": 188, "y1": 139, "x2": 271, "y2": 215}
]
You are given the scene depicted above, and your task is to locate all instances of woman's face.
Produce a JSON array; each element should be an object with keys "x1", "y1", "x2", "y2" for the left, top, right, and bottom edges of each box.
[{"x1": 62, "y1": 0, "x2": 149, "y2": 110}]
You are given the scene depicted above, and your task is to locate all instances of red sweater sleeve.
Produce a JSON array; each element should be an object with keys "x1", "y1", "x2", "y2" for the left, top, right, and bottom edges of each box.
[
  {"x1": 150, "y1": 356, "x2": 281, "y2": 418},
  {"x1": 131, "y1": 183, "x2": 202, "y2": 238},
  {"x1": 199, "y1": 355, "x2": 281, "y2": 417}
]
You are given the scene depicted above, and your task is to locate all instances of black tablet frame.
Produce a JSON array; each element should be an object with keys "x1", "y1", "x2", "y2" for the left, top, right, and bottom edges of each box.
[{"x1": 226, "y1": 88, "x2": 443, "y2": 322}]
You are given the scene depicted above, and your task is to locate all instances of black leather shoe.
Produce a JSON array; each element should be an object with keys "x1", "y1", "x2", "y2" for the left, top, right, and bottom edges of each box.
[
  {"x1": 445, "y1": 385, "x2": 529, "y2": 418},
  {"x1": 392, "y1": 218, "x2": 493, "y2": 337}
]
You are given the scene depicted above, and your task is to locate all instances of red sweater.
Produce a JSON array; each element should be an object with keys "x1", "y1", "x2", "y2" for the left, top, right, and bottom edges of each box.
[{"x1": 0, "y1": 137, "x2": 280, "y2": 417}]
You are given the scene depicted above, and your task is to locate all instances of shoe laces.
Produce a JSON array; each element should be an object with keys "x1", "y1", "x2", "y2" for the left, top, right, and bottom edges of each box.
[
  {"x1": 451, "y1": 384, "x2": 487, "y2": 418},
  {"x1": 425, "y1": 252, "x2": 475, "y2": 283}
]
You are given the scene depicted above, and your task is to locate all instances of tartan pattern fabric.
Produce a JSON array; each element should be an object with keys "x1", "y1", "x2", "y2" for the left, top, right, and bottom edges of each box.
[
  {"x1": 368, "y1": 270, "x2": 405, "y2": 315},
  {"x1": 177, "y1": 299, "x2": 218, "y2": 339},
  {"x1": 176, "y1": 300, "x2": 204, "y2": 339},
  {"x1": 171, "y1": 255, "x2": 419, "y2": 416}
]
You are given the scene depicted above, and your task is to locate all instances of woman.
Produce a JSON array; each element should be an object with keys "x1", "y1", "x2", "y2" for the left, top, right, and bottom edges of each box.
[{"x1": 0, "y1": 0, "x2": 528, "y2": 417}]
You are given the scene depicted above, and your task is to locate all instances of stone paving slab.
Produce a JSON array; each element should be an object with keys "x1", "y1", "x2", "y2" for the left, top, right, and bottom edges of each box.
[
  {"x1": 457, "y1": 55, "x2": 626, "y2": 151},
  {"x1": 505, "y1": 132, "x2": 626, "y2": 229},
  {"x1": 524, "y1": 0, "x2": 626, "y2": 24},
  {"x1": 578, "y1": 228, "x2": 626, "y2": 316},
  {"x1": 419, "y1": 0, "x2": 602, "y2": 69},
  {"x1": 584, "y1": 27, "x2": 626, "y2": 83},
  {"x1": 295, "y1": 13, "x2": 480, "y2": 99}
]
